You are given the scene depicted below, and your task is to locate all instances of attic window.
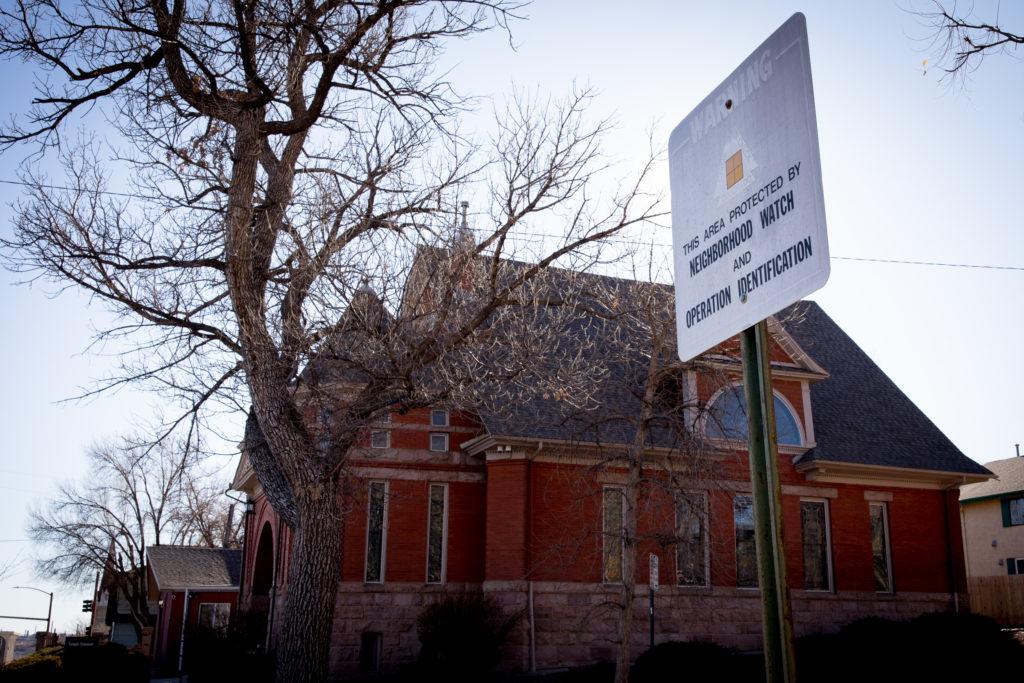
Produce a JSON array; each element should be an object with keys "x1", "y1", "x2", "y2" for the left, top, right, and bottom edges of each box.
[{"x1": 705, "y1": 385, "x2": 802, "y2": 446}]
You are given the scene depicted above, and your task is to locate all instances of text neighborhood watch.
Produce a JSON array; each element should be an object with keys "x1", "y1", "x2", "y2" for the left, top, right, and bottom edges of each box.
[{"x1": 681, "y1": 159, "x2": 809, "y2": 330}]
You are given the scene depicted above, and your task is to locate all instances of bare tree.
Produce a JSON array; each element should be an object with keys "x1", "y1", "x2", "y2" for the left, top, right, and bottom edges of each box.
[
  {"x1": 513, "y1": 261, "x2": 735, "y2": 683},
  {"x1": 28, "y1": 437, "x2": 238, "y2": 639},
  {"x1": 916, "y1": 1, "x2": 1022, "y2": 84},
  {"x1": 0, "y1": 2, "x2": 661, "y2": 679}
]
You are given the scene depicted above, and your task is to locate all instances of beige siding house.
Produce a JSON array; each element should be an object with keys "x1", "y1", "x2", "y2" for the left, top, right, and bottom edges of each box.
[{"x1": 960, "y1": 456, "x2": 1024, "y2": 578}]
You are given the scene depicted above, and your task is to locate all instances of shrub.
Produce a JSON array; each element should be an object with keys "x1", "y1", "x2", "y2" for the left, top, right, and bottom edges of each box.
[
  {"x1": 632, "y1": 641, "x2": 748, "y2": 683},
  {"x1": 61, "y1": 642, "x2": 148, "y2": 682},
  {"x1": 0, "y1": 646, "x2": 62, "y2": 683},
  {"x1": 796, "y1": 612, "x2": 1024, "y2": 683},
  {"x1": 416, "y1": 593, "x2": 521, "y2": 682},
  {"x1": 185, "y1": 622, "x2": 274, "y2": 683},
  {"x1": 563, "y1": 660, "x2": 615, "y2": 683}
]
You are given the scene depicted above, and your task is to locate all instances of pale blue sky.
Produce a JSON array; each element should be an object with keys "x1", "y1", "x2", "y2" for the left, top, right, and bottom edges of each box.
[{"x1": 1, "y1": 0, "x2": 1021, "y2": 632}]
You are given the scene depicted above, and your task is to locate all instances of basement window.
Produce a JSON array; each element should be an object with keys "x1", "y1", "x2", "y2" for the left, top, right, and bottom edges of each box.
[{"x1": 360, "y1": 632, "x2": 382, "y2": 674}]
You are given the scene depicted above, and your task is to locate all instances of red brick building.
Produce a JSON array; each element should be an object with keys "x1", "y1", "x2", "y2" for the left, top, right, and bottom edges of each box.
[{"x1": 231, "y1": 296, "x2": 990, "y2": 678}]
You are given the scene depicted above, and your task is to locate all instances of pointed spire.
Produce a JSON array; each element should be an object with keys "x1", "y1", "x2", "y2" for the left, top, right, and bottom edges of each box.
[{"x1": 454, "y1": 200, "x2": 475, "y2": 252}]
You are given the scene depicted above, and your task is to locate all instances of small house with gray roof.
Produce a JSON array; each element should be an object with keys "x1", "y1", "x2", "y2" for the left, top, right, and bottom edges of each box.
[
  {"x1": 146, "y1": 545, "x2": 241, "y2": 676},
  {"x1": 960, "y1": 455, "x2": 1024, "y2": 578},
  {"x1": 231, "y1": 268, "x2": 991, "y2": 678}
]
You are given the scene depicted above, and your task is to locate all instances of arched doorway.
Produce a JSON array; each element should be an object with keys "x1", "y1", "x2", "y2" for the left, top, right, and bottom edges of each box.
[{"x1": 247, "y1": 522, "x2": 274, "y2": 651}]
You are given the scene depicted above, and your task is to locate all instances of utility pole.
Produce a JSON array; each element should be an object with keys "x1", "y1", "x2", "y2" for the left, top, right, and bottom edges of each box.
[{"x1": 741, "y1": 321, "x2": 797, "y2": 682}]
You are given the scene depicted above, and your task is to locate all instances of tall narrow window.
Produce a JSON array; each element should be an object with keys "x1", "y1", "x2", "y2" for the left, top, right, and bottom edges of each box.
[
  {"x1": 800, "y1": 500, "x2": 832, "y2": 591},
  {"x1": 603, "y1": 488, "x2": 625, "y2": 583},
  {"x1": 426, "y1": 484, "x2": 447, "y2": 583},
  {"x1": 870, "y1": 502, "x2": 893, "y2": 593},
  {"x1": 676, "y1": 492, "x2": 708, "y2": 587},
  {"x1": 364, "y1": 481, "x2": 388, "y2": 583},
  {"x1": 734, "y1": 495, "x2": 758, "y2": 588}
]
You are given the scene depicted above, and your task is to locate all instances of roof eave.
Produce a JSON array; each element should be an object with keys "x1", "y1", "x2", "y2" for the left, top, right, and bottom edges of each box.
[{"x1": 796, "y1": 458, "x2": 992, "y2": 489}]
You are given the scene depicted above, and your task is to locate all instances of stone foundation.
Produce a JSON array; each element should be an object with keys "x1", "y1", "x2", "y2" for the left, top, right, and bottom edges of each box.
[{"x1": 325, "y1": 581, "x2": 956, "y2": 678}]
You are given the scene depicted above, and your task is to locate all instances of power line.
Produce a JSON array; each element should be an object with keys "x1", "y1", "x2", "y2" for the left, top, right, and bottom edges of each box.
[
  {"x1": 830, "y1": 256, "x2": 1023, "y2": 272},
  {"x1": 1, "y1": 177, "x2": 1019, "y2": 272}
]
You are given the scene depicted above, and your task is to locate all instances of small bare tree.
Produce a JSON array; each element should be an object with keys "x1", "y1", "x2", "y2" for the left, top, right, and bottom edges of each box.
[
  {"x1": 0, "y1": 2, "x2": 661, "y2": 679},
  {"x1": 29, "y1": 437, "x2": 239, "y2": 639},
  {"x1": 513, "y1": 260, "x2": 736, "y2": 683}
]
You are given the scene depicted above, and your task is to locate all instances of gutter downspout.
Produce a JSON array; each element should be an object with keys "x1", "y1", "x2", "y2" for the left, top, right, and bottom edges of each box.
[
  {"x1": 177, "y1": 590, "x2": 191, "y2": 674},
  {"x1": 527, "y1": 442, "x2": 541, "y2": 673},
  {"x1": 942, "y1": 478, "x2": 965, "y2": 613}
]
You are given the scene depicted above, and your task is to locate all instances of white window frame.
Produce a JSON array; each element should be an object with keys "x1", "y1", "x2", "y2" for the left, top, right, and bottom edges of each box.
[
  {"x1": 675, "y1": 491, "x2": 710, "y2": 588},
  {"x1": 870, "y1": 502, "x2": 894, "y2": 594},
  {"x1": 602, "y1": 486, "x2": 625, "y2": 585},
  {"x1": 799, "y1": 498, "x2": 834, "y2": 593},
  {"x1": 425, "y1": 483, "x2": 449, "y2": 584},
  {"x1": 364, "y1": 481, "x2": 389, "y2": 584},
  {"x1": 430, "y1": 409, "x2": 449, "y2": 427},
  {"x1": 429, "y1": 432, "x2": 449, "y2": 452},
  {"x1": 370, "y1": 429, "x2": 390, "y2": 449}
]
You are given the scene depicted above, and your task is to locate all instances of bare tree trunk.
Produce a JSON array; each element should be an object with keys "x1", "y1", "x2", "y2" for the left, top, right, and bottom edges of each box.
[
  {"x1": 276, "y1": 483, "x2": 344, "y2": 683},
  {"x1": 616, "y1": 453, "x2": 642, "y2": 683}
]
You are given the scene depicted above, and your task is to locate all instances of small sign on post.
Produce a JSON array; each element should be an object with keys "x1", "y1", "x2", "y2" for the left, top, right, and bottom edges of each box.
[
  {"x1": 649, "y1": 553, "x2": 659, "y2": 592},
  {"x1": 669, "y1": 13, "x2": 829, "y2": 683}
]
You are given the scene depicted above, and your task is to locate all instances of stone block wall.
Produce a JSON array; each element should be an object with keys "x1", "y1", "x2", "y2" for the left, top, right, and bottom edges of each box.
[{"x1": 324, "y1": 580, "x2": 955, "y2": 678}]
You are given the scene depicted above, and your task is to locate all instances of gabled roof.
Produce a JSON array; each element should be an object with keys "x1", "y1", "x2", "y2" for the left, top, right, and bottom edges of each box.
[
  {"x1": 960, "y1": 457, "x2": 1024, "y2": 503},
  {"x1": 147, "y1": 546, "x2": 242, "y2": 591},
  {"x1": 476, "y1": 272, "x2": 988, "y2": 477},
  {"x1": 778, "y1": 301, "x2": 989, "y2": 477}
]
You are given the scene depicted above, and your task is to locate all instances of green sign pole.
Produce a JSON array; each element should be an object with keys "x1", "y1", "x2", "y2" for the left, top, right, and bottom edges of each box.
[{"x1": 741, "y1": 320, "x2": 797, "y2": 683}]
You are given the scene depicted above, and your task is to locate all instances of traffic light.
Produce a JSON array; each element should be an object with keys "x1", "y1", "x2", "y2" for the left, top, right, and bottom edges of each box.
[{"x1": 82, "y1": 599, "x2": 93, "y2": 613}]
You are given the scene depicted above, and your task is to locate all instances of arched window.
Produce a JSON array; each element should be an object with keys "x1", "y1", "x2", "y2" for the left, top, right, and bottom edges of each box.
[{"x1": 705, "y1": 386, "x2": 803, "y2": 446}]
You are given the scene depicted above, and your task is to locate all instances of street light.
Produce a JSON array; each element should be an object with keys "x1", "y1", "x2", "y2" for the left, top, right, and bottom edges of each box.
[{"x1": 13, "y1": 586, "x2": 53, "y2": 635}]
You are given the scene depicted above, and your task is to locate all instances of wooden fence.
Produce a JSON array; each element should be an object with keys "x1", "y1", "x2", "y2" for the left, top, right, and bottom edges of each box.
[{"x1": 968, "y1": 576, "x2": 1024, "y2": 626}]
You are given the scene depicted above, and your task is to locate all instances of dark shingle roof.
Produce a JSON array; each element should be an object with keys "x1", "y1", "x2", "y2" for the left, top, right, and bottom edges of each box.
[
  {"x1": 960, "y1": 457, "x2": 1024, "y2": 502},
  {"x1": 765, "y1": 300, "x2": 988, "y2": 475},
  {"x1": 147, "y1": 546, "x2": 242, "y2": 590},
  {"x1": 477, "y1": 274, "x2": 988, "y2": 476}
]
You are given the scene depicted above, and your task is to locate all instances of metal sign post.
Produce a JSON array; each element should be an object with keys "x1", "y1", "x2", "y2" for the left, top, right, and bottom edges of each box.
[
  {"x1": 669, "y1": 13, "x2": 831, "y2": 683},
  {"x1": 649, "y1": 554, "x2": 659, "y2": 650},
  {"x1": 741, "y1": 321, "x2": 796, "y2": 681}
]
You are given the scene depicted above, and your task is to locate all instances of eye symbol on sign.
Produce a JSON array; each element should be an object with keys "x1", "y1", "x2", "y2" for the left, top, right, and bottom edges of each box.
[{"x1": 726, "y1": 150, "x2": 743, "y2": 189}]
